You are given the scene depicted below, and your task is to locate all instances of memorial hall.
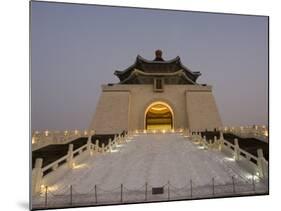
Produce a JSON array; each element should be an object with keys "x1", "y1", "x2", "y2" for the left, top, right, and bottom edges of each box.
[{"x1": 91, "y1": 50, "x2": 222, "y2": 134}]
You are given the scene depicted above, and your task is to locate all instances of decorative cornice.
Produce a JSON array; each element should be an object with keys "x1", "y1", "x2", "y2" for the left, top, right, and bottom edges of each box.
[{"x1": 114, "y1": 54, "x2": 201, "y2": 84}]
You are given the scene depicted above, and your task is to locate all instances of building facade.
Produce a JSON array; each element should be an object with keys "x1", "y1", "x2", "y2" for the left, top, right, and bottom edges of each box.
[{"x1": 90, "y1": 50, "x2": 222, "y2": 134}]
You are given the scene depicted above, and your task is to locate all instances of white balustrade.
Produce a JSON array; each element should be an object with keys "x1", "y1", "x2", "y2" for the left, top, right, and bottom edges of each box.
[
  {"x1": 67, "y1": 144, "x2": 74, "y2": 168},
  {"x1": 33, "y1": 127, "x2": 268, "y2": 197},
  {"x1": 87, "y1": 136, "x2": 92, "y2": 155},
  {"x1": 257, "y1": 149, "x2": 268, "y2": 179},
  {"x1": 187, "y1": 128, "x2": 268, "y2": 180},
  {"x1": 32, "y1": 129, "x2": 92, "y2": 151},
  {"x1": 101, "y1": 143, "x2": 105, "y2": 154},
  {"x1": 223, "y1": 138, "x2": 267, "y2": 178},
  {"x1": 33, "y1": 144, "x2": 88, "y2": 194},
  {"x1": 95, "y1": 140, "x2": 99, "y2": 152},
  {"x1": 32, "y1": 158, "x2": 43, "y2": 195},
  {"x1": 223, "y1": 125, "x2": 268, "y2": 142}
]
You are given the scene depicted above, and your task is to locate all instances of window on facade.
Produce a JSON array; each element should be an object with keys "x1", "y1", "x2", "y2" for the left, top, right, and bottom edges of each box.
[{"x1": 154, "y1": 78, "x2": 164, "y2": 92}]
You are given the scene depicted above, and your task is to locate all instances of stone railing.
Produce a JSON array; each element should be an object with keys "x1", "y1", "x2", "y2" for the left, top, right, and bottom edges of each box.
[
  {"x1": 222, "y1": 125, "x2": 268, "y2": 143},
  {"x1": 31, "y1": 130, "x2": 94, "y2": 151},
  {"x1": 133, "y1": 128, "x2": 185, "y2": 134},
  {"x1": 188, "y1": 131, "x2": 268, "y2": 180},
  {"x1": 32, "y1": 132, "x2": 131, "y2": 196}
]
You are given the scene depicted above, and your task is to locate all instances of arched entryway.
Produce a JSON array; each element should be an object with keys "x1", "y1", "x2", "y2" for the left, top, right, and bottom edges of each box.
[{"x1": 144, "y1": 102, "x2": 174, "y2": 130}]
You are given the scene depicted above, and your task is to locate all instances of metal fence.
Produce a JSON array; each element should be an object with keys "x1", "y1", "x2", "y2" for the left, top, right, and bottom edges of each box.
[{"x1": 32, "y1": 177, "x2": 268, "y2": 209}]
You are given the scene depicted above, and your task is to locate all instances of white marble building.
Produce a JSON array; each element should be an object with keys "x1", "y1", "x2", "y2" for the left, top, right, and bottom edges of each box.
[{"x1": 91, "y1": 50, "x2": 222, "y2": 134}]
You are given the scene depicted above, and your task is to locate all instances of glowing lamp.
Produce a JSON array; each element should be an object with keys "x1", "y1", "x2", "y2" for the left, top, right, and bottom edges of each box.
[{"x1": 45, "y1": 130, "x2": 49, "y2": 136}]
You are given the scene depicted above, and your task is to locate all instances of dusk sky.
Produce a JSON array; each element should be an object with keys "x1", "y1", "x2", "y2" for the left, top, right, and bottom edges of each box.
[{"x1": 31, "y1": 1, "x2": 268, "y2": 131}]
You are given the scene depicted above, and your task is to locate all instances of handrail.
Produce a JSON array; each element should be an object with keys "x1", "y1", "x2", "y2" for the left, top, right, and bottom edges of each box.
[
  {"x1": 39, "y1": 133, "x2": 124, "y2": 175},
  {"x1": 239, "y1": 148, "x2": 257, "y2": 161},
  {"x1": 222, "y1": 126, "x2": 268, "y2": 142},
  {"x1": 42, "y1": 154, "x2": 69, "y2": 172},
  {"x1": 32, "y1": 135, "x2": 86, "y2": 151},
  {"x1": 73, "y1": 143, "x2": 88, "y2": 154},
  {"x1": 222, "y1": 139, "x2": 259, "y2": 163},
  {"x1": 32, "y1": 129, "x2": 96, "y2": 151},
  {"x1": 41, "y1": 142, "x2": 92, "y2": 173},
  {"x1": 190, "y1": 131, "x2": 269, "y2": 173}
]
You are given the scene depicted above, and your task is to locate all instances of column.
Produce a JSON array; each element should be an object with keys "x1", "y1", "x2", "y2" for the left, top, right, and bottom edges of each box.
[{"x1": 32, "y1": 158, "x2": 43, "y2": 195}]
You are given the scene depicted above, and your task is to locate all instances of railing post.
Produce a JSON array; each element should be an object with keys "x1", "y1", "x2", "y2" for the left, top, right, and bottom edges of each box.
[
  {"x1": 219, "y1": 131, "x2": 224, "y2": 151},
  {"x1": 234, "y1": 138, "x2": 240, "y2": 161},
  {"x1": 68, "y1": 144, "x2": 74, "y2": 168},
  {"x1": 95, "y1": 139, "x2": 99, "y2": 152},
  {"x1": 101, "y1": 143, "x2": 105, "y2": 154},
  {"x1": 32, "y1": 158, "x2": 43, "y2": 195},
  {"x1": 252, "y1": 175, "x2": 256, "y2": 192},
  {"x1": 214, "y1": 136, "x2": 217, "y2": 148},
  {"x1": 257, "y1": 148, "x2": 266, "y2": 178},
  {"x1": 203, "y1": 136, "x2": 207, "y2": 145},
  {"x1": 118, "y1": 135, "x2": 121, "y2": 144},
  {"x1": 113, "y1": 135, "x2": 117, "y2": 147},
  {"x1": 117, "y1": 134, "x2": 121, "y2": 144},
  {"x1": 52, "y1": 163, "x2": 58, "y2": 171},
  {"x1": 44, "y1": 186, "x2": 48, "y2": 207},
  {"x1": 87, "y1": 136, "x2": 92, "y2": 156}
]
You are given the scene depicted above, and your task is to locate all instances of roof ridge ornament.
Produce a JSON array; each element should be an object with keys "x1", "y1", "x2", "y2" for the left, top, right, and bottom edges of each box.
[{"x1": 154, "y1": 49, "x2": 164, "y2": 61}]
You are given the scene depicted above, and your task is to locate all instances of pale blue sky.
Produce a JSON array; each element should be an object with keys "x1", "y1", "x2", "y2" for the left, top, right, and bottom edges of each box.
[{"x1": 31, "y1": 1, "x2": 268, "y2": 130}]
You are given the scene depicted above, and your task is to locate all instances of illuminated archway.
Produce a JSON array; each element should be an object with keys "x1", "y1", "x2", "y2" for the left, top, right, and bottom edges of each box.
[{"x1": 144, "y1": 101, "x2": 174, "y2": 130}]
